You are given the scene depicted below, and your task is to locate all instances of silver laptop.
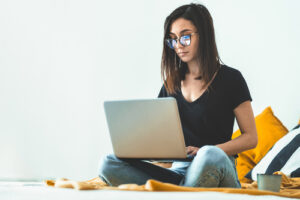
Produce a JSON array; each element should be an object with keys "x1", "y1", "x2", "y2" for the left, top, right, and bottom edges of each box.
[{"x1": 103, "y1": 97, "x2": 193, "y2": 161}]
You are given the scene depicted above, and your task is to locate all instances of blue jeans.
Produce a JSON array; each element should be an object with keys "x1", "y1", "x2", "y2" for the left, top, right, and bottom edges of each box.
[{"x1": 98, "y1": 145, "x2": 241, "y2": 188}]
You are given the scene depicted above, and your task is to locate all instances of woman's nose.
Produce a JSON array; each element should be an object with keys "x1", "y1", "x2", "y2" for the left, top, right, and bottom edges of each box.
[
  {"x1": 175, "y1": 40, "x2": 184, "y2": 49},
  {"x1": 176, "y1": 42, "x2": 184, "y2": 49}
]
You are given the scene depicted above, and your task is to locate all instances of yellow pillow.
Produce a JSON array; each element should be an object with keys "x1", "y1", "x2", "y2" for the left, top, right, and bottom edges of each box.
[{"x1": 232, "y1": 106, "x2": 288, "y2": 183}]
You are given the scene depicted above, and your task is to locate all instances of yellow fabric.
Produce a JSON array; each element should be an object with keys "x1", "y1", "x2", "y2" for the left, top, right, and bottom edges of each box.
[
  {"x1": 44, "y1": 172, "x2": 300, "y2": 198},
  {"x1": 231, "y1": 106, "x2": 288, "y2": 183}
]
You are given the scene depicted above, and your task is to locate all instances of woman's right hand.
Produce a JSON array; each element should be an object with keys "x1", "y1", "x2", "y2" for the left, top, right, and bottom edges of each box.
[{"x1": 186, "y1": 146, "x2": 200, "y2": 156}]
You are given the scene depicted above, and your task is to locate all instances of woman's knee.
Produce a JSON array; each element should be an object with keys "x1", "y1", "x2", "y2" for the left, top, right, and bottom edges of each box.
[{"x1": 194, "y1": 145, "x2": 228, "y2": 167}]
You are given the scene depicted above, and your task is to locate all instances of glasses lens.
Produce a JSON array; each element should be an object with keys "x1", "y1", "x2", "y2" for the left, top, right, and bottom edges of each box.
[
  {"x1": 166, "y1": 39, "x2": 176, "y2": 49},
  {"x1": 180, "y1": 35, "x2": 191, "y2": 46}
]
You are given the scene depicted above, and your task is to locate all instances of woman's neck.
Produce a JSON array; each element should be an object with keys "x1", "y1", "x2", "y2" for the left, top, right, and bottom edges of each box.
[{"x1": 187, "y1": 60, "x2": 202, "y2": 77}]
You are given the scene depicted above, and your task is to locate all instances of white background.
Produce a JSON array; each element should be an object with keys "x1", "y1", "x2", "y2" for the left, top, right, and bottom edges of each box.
[{"x1": 0, "y1": 0, "x2": 299, "y2": 181}]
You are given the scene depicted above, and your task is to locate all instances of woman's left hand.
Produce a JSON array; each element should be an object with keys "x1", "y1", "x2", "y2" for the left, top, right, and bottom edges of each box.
[{"x1": 186, "y1": 146, "x2": 200, "y2": 156}]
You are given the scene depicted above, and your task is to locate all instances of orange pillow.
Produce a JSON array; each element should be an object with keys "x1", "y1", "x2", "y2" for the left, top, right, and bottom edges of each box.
[{"x1": 232, "y1": 106, "x2": 288, "y2": 183}]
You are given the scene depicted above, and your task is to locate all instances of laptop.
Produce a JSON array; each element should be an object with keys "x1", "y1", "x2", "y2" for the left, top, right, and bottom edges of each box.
[{"x1": 103, "y1": 97, "x2": 194, "y2": 161}]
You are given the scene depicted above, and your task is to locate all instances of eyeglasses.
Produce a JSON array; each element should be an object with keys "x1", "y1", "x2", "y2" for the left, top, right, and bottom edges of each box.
[{"x1": 165, "y1": 32, "x2": 198, "y2": 49}]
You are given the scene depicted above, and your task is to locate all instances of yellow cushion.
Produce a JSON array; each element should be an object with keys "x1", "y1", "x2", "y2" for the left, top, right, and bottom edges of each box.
[{"x1": 232, "y1": 106, "x2": 288, "y2": 183}]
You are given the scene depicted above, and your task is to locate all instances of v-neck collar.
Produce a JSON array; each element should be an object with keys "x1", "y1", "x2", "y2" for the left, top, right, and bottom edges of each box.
[{"x1": 179, "y1": 66, "x2": 222, "y2": 104}]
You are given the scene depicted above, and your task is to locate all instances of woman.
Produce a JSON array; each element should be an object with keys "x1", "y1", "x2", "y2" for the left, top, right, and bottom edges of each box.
[{"x1": 98, "y1": 3, "x2": 257, "y2": 188}]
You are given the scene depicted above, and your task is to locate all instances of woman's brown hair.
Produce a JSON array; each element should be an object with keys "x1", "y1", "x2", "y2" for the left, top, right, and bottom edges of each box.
[{"x1": 161, "y1": 3, "x2": 222, "y2": 94}]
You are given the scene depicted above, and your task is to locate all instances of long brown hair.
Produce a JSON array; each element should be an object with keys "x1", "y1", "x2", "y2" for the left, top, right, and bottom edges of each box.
[{"x1": 161, "y1": 3, "x2": 222, "y2": 94}]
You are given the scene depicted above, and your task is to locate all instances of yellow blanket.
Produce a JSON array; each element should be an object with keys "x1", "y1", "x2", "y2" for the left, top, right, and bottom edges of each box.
[{"x1": 44, "y1": 171, "x2": 300, "y2": 199}]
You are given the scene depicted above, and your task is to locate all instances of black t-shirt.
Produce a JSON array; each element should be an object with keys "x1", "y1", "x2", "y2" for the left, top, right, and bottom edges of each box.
[{"x1": 158, "y1": 65, "x2": 252, "y2": 148}]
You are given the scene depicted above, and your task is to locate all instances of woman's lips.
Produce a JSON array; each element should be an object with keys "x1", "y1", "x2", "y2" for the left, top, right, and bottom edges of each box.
[{"x1": 178, "y1": 52, "x2": 188, "y2": 56}]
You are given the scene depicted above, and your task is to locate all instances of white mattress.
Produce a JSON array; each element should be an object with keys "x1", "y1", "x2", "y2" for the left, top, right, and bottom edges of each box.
[{"x1": 0, "y1": 182, "x2": 291, "y2": 200}]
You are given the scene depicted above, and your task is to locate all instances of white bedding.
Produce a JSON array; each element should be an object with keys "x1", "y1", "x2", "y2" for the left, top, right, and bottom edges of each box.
[{"x1": 0, "y1": 182, "x2": 292, "y2": 200}]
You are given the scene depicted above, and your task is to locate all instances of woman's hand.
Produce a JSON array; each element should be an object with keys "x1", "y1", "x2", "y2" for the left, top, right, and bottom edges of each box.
[{"x1": 186, "y1": 146, "x2": 199, "y2": 156}]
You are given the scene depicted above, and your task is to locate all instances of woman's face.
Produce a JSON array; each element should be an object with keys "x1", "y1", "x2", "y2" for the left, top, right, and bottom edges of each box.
[{"x1": 169, "y1": 18, "x2": 199, "y2": 63}]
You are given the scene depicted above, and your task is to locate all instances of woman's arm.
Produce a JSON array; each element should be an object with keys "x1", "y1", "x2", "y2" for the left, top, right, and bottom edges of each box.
[{"x1": 216, "y1": 100, "x2": 258, "y2": 156}]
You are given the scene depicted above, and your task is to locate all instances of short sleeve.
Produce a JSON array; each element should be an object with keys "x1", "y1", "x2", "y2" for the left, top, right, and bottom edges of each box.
[
  {"x1": 158, "y1": 84, "x2": 169, "y2": 98},
  {"x1": 230, "y1": 71, "x2": 252, "y2": 110}
]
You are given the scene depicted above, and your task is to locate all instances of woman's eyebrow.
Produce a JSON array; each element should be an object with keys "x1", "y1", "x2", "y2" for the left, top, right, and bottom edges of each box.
[{"x1": 169, "y1": 29, "x2": 192, "y2": 35}]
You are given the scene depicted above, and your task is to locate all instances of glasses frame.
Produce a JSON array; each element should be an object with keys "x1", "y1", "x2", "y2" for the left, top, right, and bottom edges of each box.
[{"x1": 166, "y1": 32, "x2": 198, "y2": 49}]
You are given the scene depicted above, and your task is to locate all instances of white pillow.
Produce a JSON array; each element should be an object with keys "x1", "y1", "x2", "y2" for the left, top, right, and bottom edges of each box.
[{"x1": 245, "y1": 127, "x2": 300, "y2": 181}]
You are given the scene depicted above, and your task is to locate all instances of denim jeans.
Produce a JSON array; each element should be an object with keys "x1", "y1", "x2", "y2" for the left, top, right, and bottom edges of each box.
[{"x1": 98, "y1": 145, "x2": 241, "y2": 188}]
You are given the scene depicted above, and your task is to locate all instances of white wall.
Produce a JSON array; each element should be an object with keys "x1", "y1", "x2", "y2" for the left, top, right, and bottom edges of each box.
[{"x1": 0, "y1": 0, "x2": 299, "y2": 180}]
